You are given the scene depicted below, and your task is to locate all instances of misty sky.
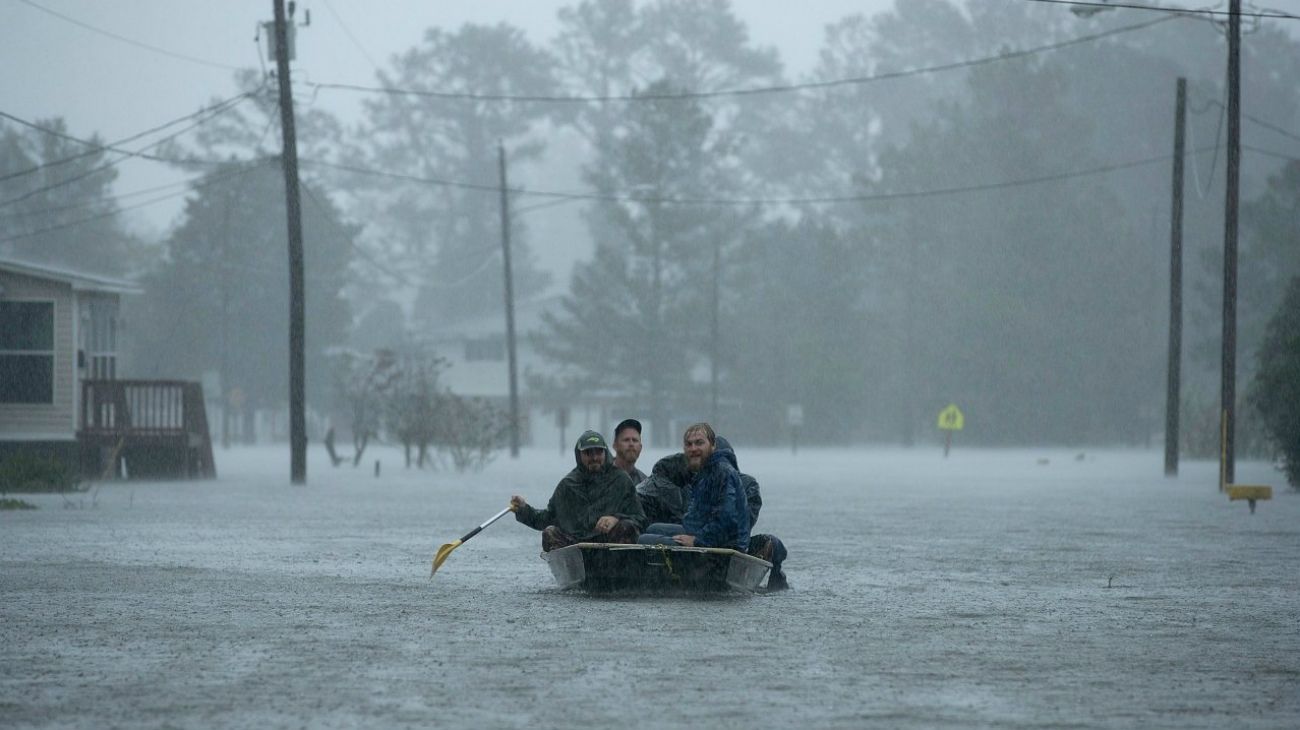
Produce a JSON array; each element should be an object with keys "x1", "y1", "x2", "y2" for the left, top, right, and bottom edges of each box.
[{"x1": 1, "y1": 0, "x2": 894, "y2": 239}]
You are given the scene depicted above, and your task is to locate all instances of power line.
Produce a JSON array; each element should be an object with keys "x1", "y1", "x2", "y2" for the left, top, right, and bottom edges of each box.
[
  {"x1": 1025, "y1": 0, "x2": 1300, "y2": 19},
  {"x1": 306, "y1": 147, "x2": 1219, "y2": 208},
  {"x1": 298, "y1": 181, "x2": 415, "y2": 287},
  {"x1": 1, "y1": 175, "x2": 201, "y2": 221},
  {"x1": 16, "y1": 0, "x2": 244, "y2": 71},
  {"x1": 1243, "y1": 143, "x2": 1300, "y2": 162},
  {"x1": 1236, "y1": 107, "x2": 1300, "y2": 145},
  {"x1": 319, "y1": 0, "x2": 384, "y2": 72},
  {"x1": 0, "y1": 160, "x2": 270, "y2": 246},
  {"x1": 305, "y1": 15, "x2": 1181, "y2": 104},
  {"x1": 0, "y1": 94, "x2": 257, "y2": 209},
  {"x1": 0, "y1": 89, "x2": 264, "y2": 182}
]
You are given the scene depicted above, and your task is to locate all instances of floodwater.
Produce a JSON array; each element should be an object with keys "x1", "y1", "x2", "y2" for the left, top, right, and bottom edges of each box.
[{"x1": 2, "y1": 445, "x2": 1296, "y2": 729}]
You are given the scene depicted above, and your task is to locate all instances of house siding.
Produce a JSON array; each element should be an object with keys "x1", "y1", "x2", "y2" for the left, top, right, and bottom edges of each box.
[{"x1": 0, "y1": 270, "x2": 75, "y2": 440}]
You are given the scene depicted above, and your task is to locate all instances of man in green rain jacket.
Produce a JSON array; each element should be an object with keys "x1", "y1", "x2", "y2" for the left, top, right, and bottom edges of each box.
[{"x1": 511, "y1": 430, "x2": 646, "y2": 552}]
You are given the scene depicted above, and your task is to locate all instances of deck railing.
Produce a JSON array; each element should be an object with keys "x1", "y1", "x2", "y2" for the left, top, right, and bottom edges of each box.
[
  {"x1": 78, "y1": 379, "x2": 216, "y2": 478},
  {"x1": 81, "y1": 379, "x2": 195, "y2": 435}
]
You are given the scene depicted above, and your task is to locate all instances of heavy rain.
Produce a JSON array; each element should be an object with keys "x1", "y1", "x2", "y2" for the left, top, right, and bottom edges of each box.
[{"x1": 2, "y1": 2, "x2": 1298, "y2": 728}]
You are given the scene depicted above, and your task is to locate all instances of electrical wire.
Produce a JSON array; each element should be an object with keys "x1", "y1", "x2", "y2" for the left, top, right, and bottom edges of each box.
[
  {"x1": 0, "y1": 160, "x2": 271, "y2": 246},
  {"x1": 1024, "y1": 0, "x2": 1300, "y2": 20},
  {"x1": 0, "y1": 93, "x2": 258, "y2": 209},
  {"x1": 319, "y1": 0, "x2": 384, "y2": 72},
  {"x1": 1188, "y1": 92, "x2": 1227, "y2": 198},
  {"x1": 15, "y1": 0, "x2": 245, "y2": 71},
  {"x1": 305, "y1": 148, "x2": 1216, "y2": 208},
  {"x1": 298, "y1": 181, "x2": 415, "y2": 287},
  {"x1": 305, "y1": 15, "x2": 1181, "y2": 104},
  {"x1": 0, "y1": 89, "x2": 265, "y2": 183},
  {"x1": 0, "y1": 176, "x2": 201, "y2": 221},
  {"x1": 1243, "y1": 143, "x2": 1300, "y2": 162}
]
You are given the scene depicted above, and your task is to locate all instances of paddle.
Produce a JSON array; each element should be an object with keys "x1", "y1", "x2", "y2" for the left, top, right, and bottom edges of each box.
[{"x1": 430, "y1": 506, "x2": 514, "y2": 577}]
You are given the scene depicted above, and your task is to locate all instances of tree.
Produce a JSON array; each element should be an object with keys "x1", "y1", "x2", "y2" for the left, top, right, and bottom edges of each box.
[
  {"x1": 0, "y1": 118, "x2": 145, "y2": 275},
  {"x1": 1249, "y1": 276, "x2": 1300, "y2": 488},
  {"x1": 127, "y1": 163, "x2": 354, "y2": 432},
  {"x1": 726, "y1": 219, "x2": 875, "y2": 444},
  {"x1": 858, "y1": 45, "x2": 1154, "y2": 445},
  {"x1": 534, "y1": 80, "x2": 741, "y2": 445},
  {"x1": 382, "y1": 350, "x2": 448, "y2": 468},
  {"x1": 328, "y1": 348, "x2": 399, "y2": 466},
  {"x1": 1240, "y1": 161, "x2": 1300, "y2": 378},
  {"x1": 353, "y1": 23, "x2": 555, "y2": 326}
]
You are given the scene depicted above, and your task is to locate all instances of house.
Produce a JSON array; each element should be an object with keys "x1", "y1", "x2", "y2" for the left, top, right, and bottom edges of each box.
[
  {"x1": 0, "y1": 258, "x2": 214, "y2": 478},
  {"x1": 419, "y1": 295, "x2": 634, "y2": 453}
]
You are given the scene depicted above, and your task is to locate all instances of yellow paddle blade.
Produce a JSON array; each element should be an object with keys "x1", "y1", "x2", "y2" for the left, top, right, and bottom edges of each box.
[{"x1": 430, "y1": 539, "x2": 463, "y2": 578}]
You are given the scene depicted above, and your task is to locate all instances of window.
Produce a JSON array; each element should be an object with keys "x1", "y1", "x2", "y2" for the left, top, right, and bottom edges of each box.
[
  {"x1": 85, "y1": 300, "x2": 118, "y2": 380},
  {"x1": 464, "y1": 336, "x2": 505, "y2": 362},
  {"x1": 0, "y1": 301, "x2": 55, "y2": 404}
]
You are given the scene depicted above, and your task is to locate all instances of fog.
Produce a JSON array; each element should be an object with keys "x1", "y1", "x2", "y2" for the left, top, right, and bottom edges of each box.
[{"x1": 4, "y1": 0, "x2": 1300, "y2": 450}]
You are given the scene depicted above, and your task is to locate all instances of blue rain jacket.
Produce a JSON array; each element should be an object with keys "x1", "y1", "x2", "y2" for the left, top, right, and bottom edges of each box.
[{"x1": 681, "y1": 446, "x2": 749, "y2": 551}]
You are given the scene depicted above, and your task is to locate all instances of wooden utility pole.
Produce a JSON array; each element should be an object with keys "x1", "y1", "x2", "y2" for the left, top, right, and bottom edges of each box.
[
  {"x1": 1220, "y1": 1, "x2": 1241, "y2": 488},
  {"x1": 710, "y1": 237, "x2": 720, "y2": 424},
  {"x1": 498, "y1": 142, "x2": 521, "y2": 458},
  {"x1": 1165, "y1": 78, "x2": 1186, "y2": 477},
  {"x1": 273, "y1": 0, "x2": 307, "y2": 484},
  {"x1": 220, "y1": 188, "x2": 233, "y2": 450}
]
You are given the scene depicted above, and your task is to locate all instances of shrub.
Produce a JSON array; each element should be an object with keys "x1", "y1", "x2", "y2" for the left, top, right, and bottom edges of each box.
[
  {"x1": 0, "y1": 453, "x2": 83, "y2": 493},
  {"x1": 1250, "y1": 276, "x2": 1300, "y2": 489},
  {"x1": 435, "y1": 395, "x2": 510, "y2": 473},
  {"x1": 0, "y1": 498, "x2": 37, "y2": 510}
]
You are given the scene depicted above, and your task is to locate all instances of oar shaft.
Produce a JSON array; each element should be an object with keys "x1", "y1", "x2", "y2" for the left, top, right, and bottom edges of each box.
[{"x1": 456, "y1": 506, "x2": 514, "y2": 543}]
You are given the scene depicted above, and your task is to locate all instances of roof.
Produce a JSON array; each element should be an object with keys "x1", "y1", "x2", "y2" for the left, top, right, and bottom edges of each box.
[
  {"x1": 0, "y1": 257, "x2": 141, "y2": 295},
  {"x1": 418, "y1": 293, "x2": 563, "y2": 344}
]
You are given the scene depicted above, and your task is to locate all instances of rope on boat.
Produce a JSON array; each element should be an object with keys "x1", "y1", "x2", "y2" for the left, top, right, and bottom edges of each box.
[{"x1": 652, "y1": 544, "x2": 680, "y2": 583}]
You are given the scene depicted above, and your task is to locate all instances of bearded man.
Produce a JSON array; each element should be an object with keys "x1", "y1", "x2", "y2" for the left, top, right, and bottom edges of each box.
[{"x1": 511, "y1": 430, "x2": 645, "y2": 552}]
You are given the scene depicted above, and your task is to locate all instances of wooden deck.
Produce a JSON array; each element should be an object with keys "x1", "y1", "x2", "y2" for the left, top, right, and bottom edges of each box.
[{"x1": 78, "y1": 380, "x2": 216, "y2": 479}]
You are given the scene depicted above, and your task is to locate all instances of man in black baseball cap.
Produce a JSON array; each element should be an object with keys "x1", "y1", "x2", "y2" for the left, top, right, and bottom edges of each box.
[
  {"x1": 612, "y1": 418, "x2": 646, "y2": 484},
  {"x1": 511, "y1": 430, "x2": 646, "y2": 552}
]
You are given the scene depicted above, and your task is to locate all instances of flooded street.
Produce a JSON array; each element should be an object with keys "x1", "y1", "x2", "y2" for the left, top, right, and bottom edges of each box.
[{"x1": 3, "y1": 446, "x2": 1297, "y2": 728}]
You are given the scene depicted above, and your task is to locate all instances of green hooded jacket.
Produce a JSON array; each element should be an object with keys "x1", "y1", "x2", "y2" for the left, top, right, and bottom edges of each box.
[{"x1": 515, "y1": 431, "x2": 647, "y2": 538}]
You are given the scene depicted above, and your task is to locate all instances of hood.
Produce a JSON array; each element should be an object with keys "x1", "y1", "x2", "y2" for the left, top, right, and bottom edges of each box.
[
  {"x1": 715, "y1": 436, "x2": 738, "y2": 471},
  {"x1": 572, "y1": 429, "x2": 612, "y2": 467},
  {"x1": 708, "y1": 443, "x2": 738, "y2": 471}
]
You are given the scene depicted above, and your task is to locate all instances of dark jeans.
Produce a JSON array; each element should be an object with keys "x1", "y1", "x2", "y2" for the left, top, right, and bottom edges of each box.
[
  {"x1": 541, "y1": 520, "x2": 640, "y2": 552},
  {"x1": 748, "y1": 533, "x2": 787, "y2": 574},
  {"x1": 636, "y1": 522, "x2": 686, "y2": 545}
]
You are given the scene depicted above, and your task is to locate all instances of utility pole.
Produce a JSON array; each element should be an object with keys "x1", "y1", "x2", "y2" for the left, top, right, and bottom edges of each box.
[
  {"x1": 220, "y1": 188, "x2": 233, "y2": 450},
  {"x1": 498, "y1": 142, "x2": 520, "y2": 458},
  {"x1": 710, "y1": 237, "x2": 721, "y2": 424},
  {"x1": 1165, "y1": 78, "x2": 1186, "y2": 477},
  {"x1": 272, "y1": 0, "x2": 307, "y2": 484},
  {"x1": 1220, "y1": 1, "x2": 1241, "y2": 489}
]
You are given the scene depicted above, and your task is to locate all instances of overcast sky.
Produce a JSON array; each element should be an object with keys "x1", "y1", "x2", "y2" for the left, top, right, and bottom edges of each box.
[{"x1": 1, "y1": 0, "x2": 896, "y2": 238}]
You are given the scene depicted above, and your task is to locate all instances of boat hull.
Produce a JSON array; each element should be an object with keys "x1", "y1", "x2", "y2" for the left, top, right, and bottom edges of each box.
[{"x1": 542, "y1": 542, "x2": 771, "y2": 593}]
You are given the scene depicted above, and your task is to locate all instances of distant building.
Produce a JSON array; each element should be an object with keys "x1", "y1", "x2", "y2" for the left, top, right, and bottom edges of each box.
[{"x1": 418, "y1": 295, "x2": 632, "y2": 454}]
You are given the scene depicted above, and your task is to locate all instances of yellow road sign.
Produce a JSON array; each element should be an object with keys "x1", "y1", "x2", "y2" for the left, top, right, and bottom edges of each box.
[{"x1": 938, "y1": 404, "x2": 964, "y2": 431}]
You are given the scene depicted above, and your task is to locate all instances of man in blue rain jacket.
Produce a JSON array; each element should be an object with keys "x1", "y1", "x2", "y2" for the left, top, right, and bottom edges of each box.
[{"x1": 638, "y1": 422, "x2": 749, "y2": 552}]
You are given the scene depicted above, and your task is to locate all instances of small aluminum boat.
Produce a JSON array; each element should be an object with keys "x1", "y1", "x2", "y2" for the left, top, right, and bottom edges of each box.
[{"x1": 542, "y1": 542, "x2": 771, "y2": 592}]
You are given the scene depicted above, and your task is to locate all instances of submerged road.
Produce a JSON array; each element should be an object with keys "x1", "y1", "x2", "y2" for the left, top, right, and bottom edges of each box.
[{"x1": 2, "y1": 446, "x2": 1296, "y2": 729}]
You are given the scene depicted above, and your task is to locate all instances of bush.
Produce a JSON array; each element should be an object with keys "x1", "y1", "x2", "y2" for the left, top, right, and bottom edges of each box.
[
  {"x1": 435, "y1": 395, "x2": 510, "y2": 473},
  {"x1": 1250, "y1": 276, "x2": 1300, "y2": 489},
  {"x1": 0, "y1": 498, "x2": 37, "y2": 510},
  {"x1": 0, "y1": 453, "x2": 83, "y2": 493}
]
